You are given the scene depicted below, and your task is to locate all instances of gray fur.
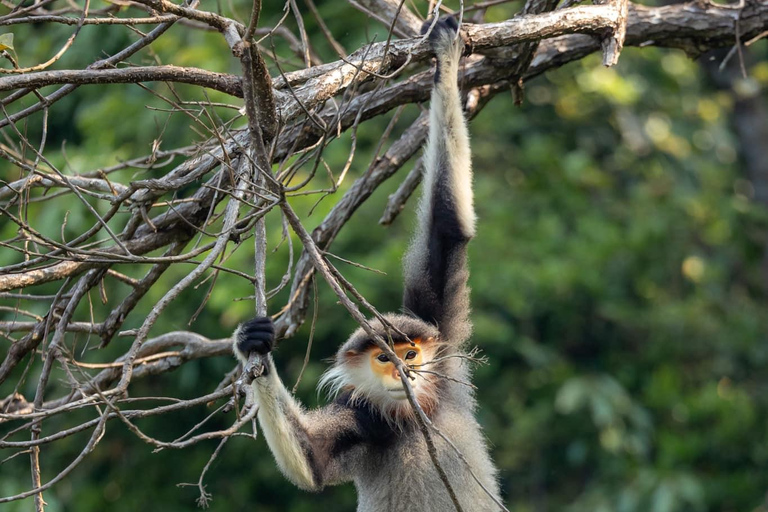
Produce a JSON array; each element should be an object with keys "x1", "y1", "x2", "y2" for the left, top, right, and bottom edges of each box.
[{"x1": 234, "y1": 19, "x2": 501, "y2": 512}]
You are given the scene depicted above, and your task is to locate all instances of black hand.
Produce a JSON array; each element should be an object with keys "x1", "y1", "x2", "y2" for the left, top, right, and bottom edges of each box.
[{"x1": 236, "y1": 316, "x2": 275, "y2": 356}]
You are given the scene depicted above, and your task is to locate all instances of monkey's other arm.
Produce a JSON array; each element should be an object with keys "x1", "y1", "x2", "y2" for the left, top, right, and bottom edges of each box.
[
  {"x1": 404, "y1": 18, "x2": 474, "y2": 346},
  {"x1": 233, "y1": 317, "x2": 362, "y2": 491}
]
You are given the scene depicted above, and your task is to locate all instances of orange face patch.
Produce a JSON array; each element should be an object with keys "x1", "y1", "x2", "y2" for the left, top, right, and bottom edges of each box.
[{"x1": 369, "y1": 338, "x2": 427, "y2": 380}]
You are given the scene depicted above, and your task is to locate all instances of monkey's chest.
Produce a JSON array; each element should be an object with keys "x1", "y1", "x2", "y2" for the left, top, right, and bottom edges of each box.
[
  {"x1": 347, "y1": 407, "x2": 499, "y2": 512},
  {"x1": 354, "y1": 435, "x2": 459, "y2": 512}
]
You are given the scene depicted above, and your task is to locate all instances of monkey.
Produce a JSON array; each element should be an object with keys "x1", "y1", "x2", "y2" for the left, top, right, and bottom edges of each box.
[{"x1": 233, "y1": 18, "x2": 501, "y2": 512}]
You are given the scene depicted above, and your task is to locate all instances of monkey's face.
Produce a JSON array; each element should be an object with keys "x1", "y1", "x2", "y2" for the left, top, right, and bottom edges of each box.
[
  {"x1": 368, "y1": 340, "x2": 428, "y2": 401},
  {"x1": 319, "y1": 321, "x2": 441, "y2": 420}
]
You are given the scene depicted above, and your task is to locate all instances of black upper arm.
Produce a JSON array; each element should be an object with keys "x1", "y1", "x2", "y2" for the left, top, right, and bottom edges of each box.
[
  {"x1": 303, "y1": 395, "x2": 396, "y2": 488},
  {"x1": 403, "y1": 184, "x2": 470, "y2": 330}
]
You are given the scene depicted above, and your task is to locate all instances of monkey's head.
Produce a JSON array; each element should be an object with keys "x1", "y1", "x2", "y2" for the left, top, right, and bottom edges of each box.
[{"x1": 318, "y1": 314, "x2": 442, "y2": 423}]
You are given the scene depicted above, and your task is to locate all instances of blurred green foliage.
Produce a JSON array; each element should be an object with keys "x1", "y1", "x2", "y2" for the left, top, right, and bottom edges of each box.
[{"x1": 1, "y1": 0, "x2": 768, "y2": 511}]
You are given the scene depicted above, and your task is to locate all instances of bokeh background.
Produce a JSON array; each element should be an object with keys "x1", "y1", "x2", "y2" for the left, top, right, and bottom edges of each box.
[{"x1": 1, "y1": 0, "x2": 767, "y2": 510}]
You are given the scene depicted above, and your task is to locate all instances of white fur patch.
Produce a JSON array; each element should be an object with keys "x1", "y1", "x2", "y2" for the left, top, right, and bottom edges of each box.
[
  {"x1": 253, "y1": 372, "x2": 317, "y2": 490},
  {"x1": 420, "y1": 40, "x2": 475, "y2": 239}
]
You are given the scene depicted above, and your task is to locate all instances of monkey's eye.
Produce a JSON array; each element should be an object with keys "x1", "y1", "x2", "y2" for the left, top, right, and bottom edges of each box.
[
  {"x1": 405, "y1": 350, "x2": 418, "y2": 360},
  {"x1": 376, "y1": 354, "x2": 389, "y2": 363}
]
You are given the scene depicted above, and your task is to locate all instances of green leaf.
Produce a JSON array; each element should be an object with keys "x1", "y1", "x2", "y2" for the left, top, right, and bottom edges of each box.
[
  {"x1": 555, "y1": 377, "x2": 589, "y2": 414},
  {"x1": 0, "y1": 33, "x2": 13, "y2": 51}
]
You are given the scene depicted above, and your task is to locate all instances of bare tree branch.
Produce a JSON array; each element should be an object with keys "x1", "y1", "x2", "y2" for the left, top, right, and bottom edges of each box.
[{"x1": 0, "y1": 66, "x2": 243, "y2": 96}]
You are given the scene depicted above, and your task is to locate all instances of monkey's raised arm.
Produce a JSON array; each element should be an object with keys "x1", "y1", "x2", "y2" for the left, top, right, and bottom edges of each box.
[{"x1": 404, "y1": 19, "x2": 475, "y2": 346}]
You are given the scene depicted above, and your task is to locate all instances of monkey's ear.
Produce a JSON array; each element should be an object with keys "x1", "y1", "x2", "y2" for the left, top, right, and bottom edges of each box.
[{"x1": 341, "y1": 350, "x2": 365, "y2": 365}]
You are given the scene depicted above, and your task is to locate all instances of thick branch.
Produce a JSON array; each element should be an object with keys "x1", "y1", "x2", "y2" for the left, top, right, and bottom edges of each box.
[
  {"x1": 0, "y1": 66, "x2": 242, "y2": 96},
  {"x1": 277, "y1": 1, "x2": 767, "y2": 121}
]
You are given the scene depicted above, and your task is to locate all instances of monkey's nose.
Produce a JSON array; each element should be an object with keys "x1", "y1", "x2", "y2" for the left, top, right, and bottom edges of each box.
[{"x1": 391, "y1": 368, "x2": 400, "y2": 379}]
